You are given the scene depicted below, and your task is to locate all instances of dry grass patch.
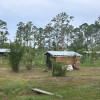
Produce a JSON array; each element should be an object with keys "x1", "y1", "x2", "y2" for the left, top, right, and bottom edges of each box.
[
  {"x1": 0, "y1": 67, "x2": 100, "y2": 85},
  {"x1": 0, "y1": 67, "x2": 100, "y2": 100}
]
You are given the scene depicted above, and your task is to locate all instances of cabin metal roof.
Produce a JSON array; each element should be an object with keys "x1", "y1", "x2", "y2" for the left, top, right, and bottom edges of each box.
[
  {"x1": 84, "y1": 51, "x2": 100, "y2": 54},
  {"x1": 0, "y1": 49, "x2": 10, "y2": 53},
  {"x1": 44, "y1": 51, "x2": 82, "y2": 57}
]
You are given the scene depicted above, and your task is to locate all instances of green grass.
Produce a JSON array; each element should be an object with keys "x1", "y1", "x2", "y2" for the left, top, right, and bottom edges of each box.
[
  {"x1": 12, "y1": 95, "x2": 58, "y2": 100},
  {"x1": 0, "y1": 67, "x2": 100, "y2": 100},
  {"x1": 0, "y1": 56, "x2": 100, "y2": 100},
  {"x1": 0, "y1": 79, "x2": 59, "y2": 100}
]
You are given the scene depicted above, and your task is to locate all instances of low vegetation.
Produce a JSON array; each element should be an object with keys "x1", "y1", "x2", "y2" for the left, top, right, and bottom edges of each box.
[
  {"x1": 0, "y1": 66, "x2": 100, "y2": 100},
  {"x1": 8, "y1": 41, "x2": 24, "y2": 72},
  {"x1": 0, "y1": 55, "x2": 100, "y2": 100},
  {"x1": 80, "y1": 56, "x2": 100, "y2": 67},
  {"x1": 52, "y1": 61, "x2": 66, "y2": 77}
]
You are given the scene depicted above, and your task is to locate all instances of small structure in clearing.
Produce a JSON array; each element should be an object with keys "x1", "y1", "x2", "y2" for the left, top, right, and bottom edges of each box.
[
  {"x1": 44, "y1": 51, "x2": 82, "y2": 69},
  {"x1": 0, "y1": 49, "x2": 10, "y2": 55}
]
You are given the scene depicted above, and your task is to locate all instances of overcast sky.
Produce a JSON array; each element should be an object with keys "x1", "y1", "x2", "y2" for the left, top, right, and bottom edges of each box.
[{"x1": 0, "y1": 0, "x2": 100, "y2": 41}]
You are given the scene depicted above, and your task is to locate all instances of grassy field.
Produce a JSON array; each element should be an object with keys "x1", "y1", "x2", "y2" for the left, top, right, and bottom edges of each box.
[{"x1": 0, "y1": 67, "x2": 100, "y2": 100}]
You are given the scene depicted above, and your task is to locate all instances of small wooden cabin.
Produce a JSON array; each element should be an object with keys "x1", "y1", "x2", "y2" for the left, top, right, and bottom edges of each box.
[{"x1": 44, "y1": 51, "x2": 82, "y2": 69}]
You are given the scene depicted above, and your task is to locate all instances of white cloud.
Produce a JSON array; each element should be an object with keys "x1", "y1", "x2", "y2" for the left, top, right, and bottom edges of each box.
[
  {"x1": 0, "y1": 0, "x2": 51, "y2": 15},
  {"x1": 1, "y1": 0, "x2": 99, "y2": 18},
  {"x1": 0, "y1": 0, "x2": 53, "y2": 7},
  {"x1": 63, "y1": 0, "x2": 100, "y2": 6},
  {"x1": 0, "y1": 0, "x2": 100, "y2": 40}
]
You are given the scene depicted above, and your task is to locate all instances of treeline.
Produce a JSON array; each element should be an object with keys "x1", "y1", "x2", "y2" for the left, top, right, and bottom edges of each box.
[{"x1": 0, "y1": 12, "x2": 100, "y2": 53}]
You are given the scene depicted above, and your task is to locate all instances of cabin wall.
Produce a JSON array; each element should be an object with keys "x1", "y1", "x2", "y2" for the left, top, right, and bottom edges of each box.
[
  {"x1": 45, "y1": 54, "x2": 81, "y2": 68},
  {"x1": 56, "y1": 57, "x2": 80, "y2": 67}
]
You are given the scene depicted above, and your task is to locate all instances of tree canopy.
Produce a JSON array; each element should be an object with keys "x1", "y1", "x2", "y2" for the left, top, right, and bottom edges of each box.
[{"x1": 0, "y1": 13, "x2": 100, "y2": 53}]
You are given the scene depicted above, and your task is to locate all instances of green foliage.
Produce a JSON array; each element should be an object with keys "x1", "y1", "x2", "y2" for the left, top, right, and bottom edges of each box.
[
  {"x1": 0, "y1": 67, "x2": 100, "y2": 100},
  {"x1": 34, "y1": 51, "x2": 46, "y2": 67},
  {"x1": 0, "y1": 80, "x2": 32, "y2": 100},
  {"x1": 52, "y1": 61, "x2": 61, "y2": 76},
  {"x1": 8, "y1": 41, "x2": 24, "y2": 72},
  {"x1": 43, "y1": 67, "x2": 48, "y2": 72},
  {"x1": 12, "y1": 95, "x2": 57, "y2": 100},
  {"x1": 22, "y1": 46, "x2": 35, "y2": 69},
  {"x1": 51, "y1": 12, "x2": 74, "y2": 50},
  {"x1": 0, "y1": 19, "x2": 9, "y2": 48},
  {"x1": 1, "y1": 14, "x2": 100, "y2": 52},
  {"x1": 21, "y1": 49, "x2": 46, "y2": 68},
  {"x1": 0, "y1": 56, "x2": 9, "y2": 67},
  {"x1": 16, "y1": 22, "x2": 25, "y2": 44},
  {"x1": 80, "y1": 56, "x2": 100, "y2": 67},
  {"x1": 73, "y1": 55, "x2": 77, "y2": 64},
  {"x1": 52, "y1": 60, "x2": 66, "y2": 77},
  {"x1": 22, "y1": 52, "x2": 34, "y2": 70}
]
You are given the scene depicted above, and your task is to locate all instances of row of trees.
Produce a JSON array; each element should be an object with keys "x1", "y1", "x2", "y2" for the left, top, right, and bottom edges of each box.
[
  {"x1": 0, "y1": 12, "x2": 100, "y2": 72},
  {"x1": 0, "y1": 12, "x2": 100, "y2": 53},
  {"x1": 0, "y1": 20, "x2": 9, "y2": 48}
]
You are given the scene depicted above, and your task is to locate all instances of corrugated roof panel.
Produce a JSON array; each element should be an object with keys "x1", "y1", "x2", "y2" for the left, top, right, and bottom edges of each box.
[
  {"x1": 46, "y1": 51, "x2": 82, "y2": 57},
  {"x1": 0, "y1": 49, "x2": 10, "y2": 53},
  {"x1": 84, "y1": 51, "x2": 100, "y2": 54}
]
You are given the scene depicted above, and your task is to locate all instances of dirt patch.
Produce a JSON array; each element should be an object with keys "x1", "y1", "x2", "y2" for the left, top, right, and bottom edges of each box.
[{"x1": 0, "y1": 67, "x2": 100, "y2": 85}]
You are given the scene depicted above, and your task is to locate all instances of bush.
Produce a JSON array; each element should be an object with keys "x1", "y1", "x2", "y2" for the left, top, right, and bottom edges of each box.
[
  {"x1": 22, "y1": 53, "x2": 33, "y2": 70},
  {"x1": 52, "y1": 61, "x2": 66, "y2": 77},
  {"x1": 43, "y1": 67, "x2": 48, "y2": 72},
  {"x1": 0, "y1": 57, "x2": 9, "y2": 67},
  {"x1": 8, "y1": 41, "x2": 24, "y2": 72},
  {"x1": 33, "y1": 51, "x2": 46, "y2": 67},
  {"x1": 22, "y1": 46, "x2": 35, "y2": 69},
  {"x1": 80, "y1": 56, "x2": 100, "y2": 67}
]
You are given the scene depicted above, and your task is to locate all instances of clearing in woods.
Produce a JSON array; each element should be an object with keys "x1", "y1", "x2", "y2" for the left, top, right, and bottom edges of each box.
[{"x1": 0, "y1": 67, "x2": 100, "y2": 100}]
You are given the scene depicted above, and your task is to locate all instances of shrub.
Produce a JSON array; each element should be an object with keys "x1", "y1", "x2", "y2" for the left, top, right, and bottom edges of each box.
[
  {"x1": 43, "y1": 67, "x2": 48, "y2": 72},
  {"x1": 8, "y1": 41, "x2": 24, "y2": 72},
  {"x1": 80, "y1": 55, "x2": 100, "y2": 67},
  {"x1": 22, "y1": 46, "x2": 35, "y2": 70},
  {"x1": 22, "y1": 52, "x2": 33, "y2": 70},
  {"x1": 52, "y1": 60, "x2": 66, "y2": 77},
  {"x1": 33, "y1": 51, "x2": 46, "y2": 67}
]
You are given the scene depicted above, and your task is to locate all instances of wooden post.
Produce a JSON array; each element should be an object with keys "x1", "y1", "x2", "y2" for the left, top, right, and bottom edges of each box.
[{"x1": 30, "y1": 88, "x2": 62, "y2": 98}]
